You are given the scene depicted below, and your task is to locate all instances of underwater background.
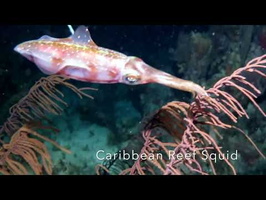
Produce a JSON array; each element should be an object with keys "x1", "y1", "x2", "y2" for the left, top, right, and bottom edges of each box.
[{"x1": 0, "y1": 25, "x2": 266, "y2": 175}]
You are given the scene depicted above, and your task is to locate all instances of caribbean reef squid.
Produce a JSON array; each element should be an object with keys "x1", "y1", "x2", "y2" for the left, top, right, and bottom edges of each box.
[{"x1": 14, "y1": 25, "x2": 208, "y2": 97}]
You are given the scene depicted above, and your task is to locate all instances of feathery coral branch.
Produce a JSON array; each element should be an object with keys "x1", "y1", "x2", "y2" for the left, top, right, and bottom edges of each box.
[
  {"x1": 120, "y1": 54, "x2": 266, "y2": 175},
  {"x1": 0, "y1": 75, "x2": 96, "y2": 136},
  {"x1": 0, "y1": 124, "x2": 70, "y2": 175}
]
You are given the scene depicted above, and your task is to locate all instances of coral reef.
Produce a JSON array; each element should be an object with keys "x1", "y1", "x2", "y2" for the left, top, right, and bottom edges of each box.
[
  {"x1": 99, "y1": 54, "x2": 266, "y2": 175},
  {"x1": 0, "y1": 123, "x2": 70, "y2": 175},
  {"x1": 0, "y1": 75, "x2": 95, "y2": 174},
  {"x1": 1, "y1": 26, "x2": 266, "y2": 175}
]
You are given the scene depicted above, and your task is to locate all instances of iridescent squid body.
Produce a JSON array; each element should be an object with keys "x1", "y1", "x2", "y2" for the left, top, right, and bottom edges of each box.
[{"x1": 14, "y1": 26, "x2": 207, "y2": 97}]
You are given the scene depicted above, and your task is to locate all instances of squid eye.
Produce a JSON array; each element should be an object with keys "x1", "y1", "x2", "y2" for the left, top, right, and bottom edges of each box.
[{"x1": 124, "y1": 75, "x2": 140, "y2": 84}]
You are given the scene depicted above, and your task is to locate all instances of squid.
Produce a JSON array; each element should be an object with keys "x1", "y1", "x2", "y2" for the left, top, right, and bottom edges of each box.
[{"x1": 14, "y1": 25, "x2": 208, "y2": 97}]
